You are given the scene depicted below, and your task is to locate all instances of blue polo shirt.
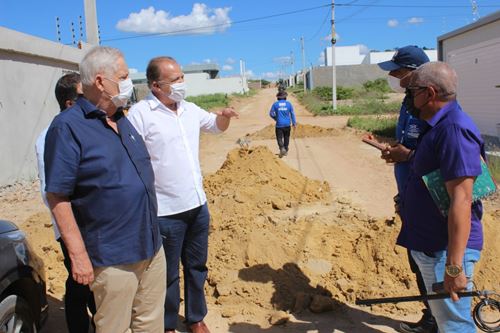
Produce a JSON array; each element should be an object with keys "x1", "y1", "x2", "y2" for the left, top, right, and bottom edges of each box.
[
  {"x1": 394, "y1": 94, "x2": 427, "y2": 194},
  {"x1": 44, "y1": 97, "x2": 161, "y2": 267},
  {"x1": 398, "y1": 100, "x2": 484, "y2": 252},
  {"x1": 269, "y1": 100, "x2": 296, "y2": 128}
]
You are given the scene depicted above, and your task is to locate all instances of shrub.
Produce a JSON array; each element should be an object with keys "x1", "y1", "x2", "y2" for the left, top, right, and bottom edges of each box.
[
  {"x1": 363, "y1": 78, "x2": 391, "y2": 93},
  {"x1": 347, "y1": 116, "x2": 397, "y2": 138},
  {"x1": 185, "y1": 93, "x2": 228, "y2": 110}
]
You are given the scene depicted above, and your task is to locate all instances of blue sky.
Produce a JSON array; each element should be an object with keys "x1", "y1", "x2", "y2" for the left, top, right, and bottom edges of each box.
[{"x1": 2, "y1": 1, "x2": 500, "y2": 80}]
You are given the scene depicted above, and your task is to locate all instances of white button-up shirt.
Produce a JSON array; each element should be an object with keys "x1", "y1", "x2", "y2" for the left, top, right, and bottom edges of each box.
[
  {"x1": 35, "y1": 127, "x2": 61, "y2": 239},
  {"x1": 127, "y1": 93, "x2": 221, "y2": 216}
]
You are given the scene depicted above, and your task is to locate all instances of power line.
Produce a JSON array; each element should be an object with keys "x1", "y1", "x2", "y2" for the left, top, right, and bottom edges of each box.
[
  {"x1": 101, "y1": 3, "x2": 331, "y2": 42},
  {"x1": 101, "y1": 2, "x2": 500, "y2": 42}
]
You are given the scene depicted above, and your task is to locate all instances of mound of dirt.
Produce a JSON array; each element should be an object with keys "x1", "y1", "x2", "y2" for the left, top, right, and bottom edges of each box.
[
  {"x1": 202, "y1": 145, "x2": 500, "y2": 326},
  {"x1": 8, "y1": 144, "x2": 499, "y2": 330},
  {"x1": 249, "y1": 124, "x2": 340, "y2": 140}
]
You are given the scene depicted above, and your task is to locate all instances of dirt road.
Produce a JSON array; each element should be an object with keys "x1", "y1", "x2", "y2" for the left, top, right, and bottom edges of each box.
[{"x1": 2, "y1": 88, "x2": 497, "y2": 333}]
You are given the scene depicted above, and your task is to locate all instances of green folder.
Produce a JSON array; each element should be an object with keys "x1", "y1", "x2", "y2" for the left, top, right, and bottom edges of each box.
[{"x1": 421, "y1": 159, "x2": 497, "y2": 217}]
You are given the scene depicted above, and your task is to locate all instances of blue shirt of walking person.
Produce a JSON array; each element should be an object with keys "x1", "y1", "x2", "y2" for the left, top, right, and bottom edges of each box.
[{"x1": 269, "y1": 99, "x2": 296, "y2": 128}]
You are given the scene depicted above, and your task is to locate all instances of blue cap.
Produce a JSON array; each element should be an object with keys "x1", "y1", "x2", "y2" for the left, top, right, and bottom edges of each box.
[{"x1": 378, "y1": 45, "x2": 430, "y2": 71}]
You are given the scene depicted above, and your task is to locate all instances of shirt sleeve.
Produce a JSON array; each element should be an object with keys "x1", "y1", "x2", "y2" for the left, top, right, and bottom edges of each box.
[
  {"x1": 197, "y1": 104, "x2": 221, "y2": 134},
  {"x1": 127, "y1": 103, "x2": 147, "y2": 140},
  {"x1": 289, "y1": 102, "x2": 296, "y2": 126},
  {"x1": 269, "y1": 103, "x2": 277, "y2": 119},
  {"x1": 35, "y1": 129, "x2": 49, "y2": 207},
  {"x1": 436, "y1": 124, "x2": 482, "y2": 181},
  {"x1": 44, "y1": 123, "x2": 80, "y2": 196}
]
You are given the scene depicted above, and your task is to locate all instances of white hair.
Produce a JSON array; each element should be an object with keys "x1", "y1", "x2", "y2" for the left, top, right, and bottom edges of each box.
[
  {"x1": 412, "y1": 62, "x2": 458, "y2": 100},
  {"x1": 79, "y1": 46, "x2": 124, "y2": 86}
]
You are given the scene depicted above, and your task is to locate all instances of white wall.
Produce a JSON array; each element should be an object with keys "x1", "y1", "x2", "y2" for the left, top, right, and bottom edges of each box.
[
  {"x1": 365, "y1": 50, "x2": 438, "y2": 64},
  {"x1": 324, "y1": 45, "x2": 437, "y2": 67},
  {"x1": 324, "y1": 45, "x2": 367, "y2": 66},
  {"x1": 184, "y1": 73, "x2": 248, "y2": 97},
  {"x1": 0, "y1": 27, "x2": 86, "y2": 186},
  {"x1": 440, "y1": 17, "x2": 500, "y2": 137}
]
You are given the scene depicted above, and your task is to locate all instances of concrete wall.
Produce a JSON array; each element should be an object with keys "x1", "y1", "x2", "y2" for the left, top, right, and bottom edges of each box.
[
  {"x1": 439, "y1": 15, "x2": 500, "y2": 137},
  {"x1": 309, "y1": 64, "x2": 387, "y2": 88},
  {"x1": 184, "y1": 73, "x2": 248, "y2": 97},
  {"x1": 324, "y1": 45, "x2": 368, "y2": 66},
  {"x1": 325, "y1": 46, "x2": 437, "y2": 66},
  {"x1": 0, "y1": 27, "x2": 86, "y2": 186}
]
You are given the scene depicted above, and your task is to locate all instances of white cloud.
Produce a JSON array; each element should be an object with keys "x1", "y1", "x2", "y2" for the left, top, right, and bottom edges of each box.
[
  {"x1": 322, "y1": 32, "x2": 340, "y2": 42},
  {"x1": 116, "y1": 3, "x2": 232, "y2": 35},
  {"x1": 245, "y1": 70, "x2": 254, "y2": 78},
  {"x1": 222, "y1": 65, "x2": 233, "y2": 71},
  {"x1": 203, "y1": 58, "x2": 216, "y2": 64},
  {"x1": 261, "y1": 71, "x2": 279, "y2": 79},
  {"x1": 273, "y1": 56, "x2": 292, "y2": 64},
  {"x1": 318, "y1": 52, "x2": 325, "y2": 65},
  {"x1": 225, "y1": 57, "x2": 235, "y2": 64},
  {"x1": 408, "y1": 17, "x2": 424, "y2": 24},
  {"x1": 129, "y1": 68, "x2": 138, "y2": 74},
  {"x1": 387, "y1": 19, "x2": 399, "y2": 28}
]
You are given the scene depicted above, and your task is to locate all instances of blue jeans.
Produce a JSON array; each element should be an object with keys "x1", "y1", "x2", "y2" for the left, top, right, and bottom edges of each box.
[
  {"x1": 158, "y1": 203, "x2": 210, "y2": 330},
  {"x1": 411, "y1": 248, "x2": 481, "y2": 333}
]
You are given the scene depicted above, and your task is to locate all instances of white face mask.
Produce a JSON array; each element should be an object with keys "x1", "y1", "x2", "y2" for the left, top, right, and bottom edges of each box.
[
  {"x1": 105, "y1": 77, "x2": 134, "y2": 108},
  {"x1": 387, "y1": 75, "x2": 405, "y2": 93},
  {"x1": 167, "y1": 82, "x2": 187, "y2": 102}
]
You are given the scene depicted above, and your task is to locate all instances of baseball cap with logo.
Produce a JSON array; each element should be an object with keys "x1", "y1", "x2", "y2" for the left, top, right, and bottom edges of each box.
[{"x1": 378, "y1": 45, "x2": 430, "y2": 71}]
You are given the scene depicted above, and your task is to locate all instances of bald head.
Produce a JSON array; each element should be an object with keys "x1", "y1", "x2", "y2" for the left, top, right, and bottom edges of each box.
[
  {"x1": 410, "y1": 62, "x2": 458, "y2": 101},
  {"x1": 146, "y1": 56, "x2": 178, "y2": 88}
]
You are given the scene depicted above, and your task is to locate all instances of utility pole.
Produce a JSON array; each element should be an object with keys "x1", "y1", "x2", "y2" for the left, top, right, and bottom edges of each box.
[
  {"x1": 331, "y1": 0, "x2": 337, "y2": 110},
  {"x1": 84, "y1": 0, "x2": 99, "y2": 45},
  {"x1": 301, "y1": 36, "x2": 306, "y2": 93}
]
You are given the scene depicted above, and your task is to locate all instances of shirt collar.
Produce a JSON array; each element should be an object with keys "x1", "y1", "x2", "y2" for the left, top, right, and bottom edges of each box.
[
  {"x1": 75, "y1": 96, "x2": 105, "y2": 118},
  {"x1": 426, "y1": 100, "x2": 458, "y2": 127},
  {"x1": 146, "y1": 92, "x2": 184, "y2": 115},
  {"x1": 75, "y1": 97, "x2": 123, "y2": 120}
]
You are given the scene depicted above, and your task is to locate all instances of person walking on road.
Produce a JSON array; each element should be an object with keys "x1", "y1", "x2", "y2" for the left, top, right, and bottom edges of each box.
[{"x1": 269, "y1": 91, "x2": 296, "y2": 158}]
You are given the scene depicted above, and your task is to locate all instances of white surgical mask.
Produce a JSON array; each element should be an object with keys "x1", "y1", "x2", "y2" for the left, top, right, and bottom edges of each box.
[
  {"x1": 167, "y1": 82, "x2": 187, "y2": 102},
  {"x1": 105, "y1": 77, "x2": 134, "y2": 108},
  {"x1": 387, "y1": 75, "x2": 405, "y2": 93}
]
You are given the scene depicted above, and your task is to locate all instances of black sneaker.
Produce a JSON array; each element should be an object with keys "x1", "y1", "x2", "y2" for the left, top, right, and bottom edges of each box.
[{"x1": 399, "y1": 319, "x2": 438, "y2": 333}]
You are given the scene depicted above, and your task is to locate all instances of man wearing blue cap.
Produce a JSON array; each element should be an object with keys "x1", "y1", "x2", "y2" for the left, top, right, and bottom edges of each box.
[{"x1": 377, "y1": 46, "x2": 437, "y2": 333}]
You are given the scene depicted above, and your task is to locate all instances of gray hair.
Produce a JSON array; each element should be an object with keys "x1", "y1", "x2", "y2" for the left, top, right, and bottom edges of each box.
[
  {"x1": 411, "y1": 62, "x2": 458, "y2": 100},
  {"x1": 79, "y1": 46, "x2": 124, "y2": 86}
]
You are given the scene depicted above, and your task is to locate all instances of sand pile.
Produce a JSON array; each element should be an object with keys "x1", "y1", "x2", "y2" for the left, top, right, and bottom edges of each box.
[
  {"x1": 249, "y1": 124, "x2": 340, "y2": 140},
  {"x1": 6, "y1": 145, "x2": 498, "y2": 330}
]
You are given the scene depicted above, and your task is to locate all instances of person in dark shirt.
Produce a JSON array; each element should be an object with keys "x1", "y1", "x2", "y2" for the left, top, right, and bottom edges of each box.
[
  {"x1": 44, "y1": 46, "x2": 166, "y2": 333},
  {"x1": 35, "y1": 72, "x2": 96, "y2": 333},
  {"x1": 401, "y1": 62, "x2": 484, "y2": 333},
  {"x1": 269, "y1": 91, "x2": 296, "y2": 158},
  {"x1": 377, "y1": 46, "x2": 436, "y2": 333}
]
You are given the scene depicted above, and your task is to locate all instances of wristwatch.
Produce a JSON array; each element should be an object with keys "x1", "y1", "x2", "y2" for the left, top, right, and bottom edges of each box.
[{"x1": 445, "y1": 264, "x2": 463, "y2": 278}]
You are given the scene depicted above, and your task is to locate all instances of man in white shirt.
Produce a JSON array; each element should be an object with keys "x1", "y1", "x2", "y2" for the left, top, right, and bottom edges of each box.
[
  {"x1": 35, "y1": 72, "x2": 96, "y2": 333},
  {"x1": 128, "y1": 56, "x2": 238, "y2": 333}
]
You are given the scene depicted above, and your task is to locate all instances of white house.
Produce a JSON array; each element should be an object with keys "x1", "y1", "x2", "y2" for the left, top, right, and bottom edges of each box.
[
  {"x1": 323, "y1": 45, "x2": 437, "y2": 66},
  {"x1": 438, "y1": 10, "x2": 500, "y2": 138}
]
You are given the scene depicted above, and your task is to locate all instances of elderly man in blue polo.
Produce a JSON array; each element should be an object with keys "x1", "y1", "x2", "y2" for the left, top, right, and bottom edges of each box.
[
  {"x1": 44, "y1": 46, "x2": 166, "y2": 333},
  {"x1": 399, "y1": 61, "x2": 485, "y2": 333},
  {"x1": 377, "y1": 45, "x2": 436, "y2": 333}
]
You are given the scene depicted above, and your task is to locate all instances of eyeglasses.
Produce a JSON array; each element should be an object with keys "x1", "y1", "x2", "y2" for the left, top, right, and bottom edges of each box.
[{"x1": 407, "y1": 86, "x2": 428, "y2": 96}]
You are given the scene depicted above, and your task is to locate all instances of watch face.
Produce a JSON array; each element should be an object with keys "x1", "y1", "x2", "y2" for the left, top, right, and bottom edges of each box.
[{"x1": 446, "y1": 265, "x2": 462, "y2": 277}]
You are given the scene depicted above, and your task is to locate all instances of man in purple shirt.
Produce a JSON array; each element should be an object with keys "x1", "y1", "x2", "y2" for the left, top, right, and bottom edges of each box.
[{"x1": 400, "y1": 62, "x2": 484, "y2": 332}]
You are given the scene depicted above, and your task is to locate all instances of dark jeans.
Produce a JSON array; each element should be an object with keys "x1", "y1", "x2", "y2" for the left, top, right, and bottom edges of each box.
[
  {"x1": 275, "y1": 126, "x2": 291, "y2": 151},
  {"x1": 407, "y1": 249, "x2": 434, "y2": 321},
  {"x1": 158, "y1": 203, "x2": 210, "y2": 329},
  {"x1": 58, "y1": 239, "x2": 96, "y2": 333}
]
